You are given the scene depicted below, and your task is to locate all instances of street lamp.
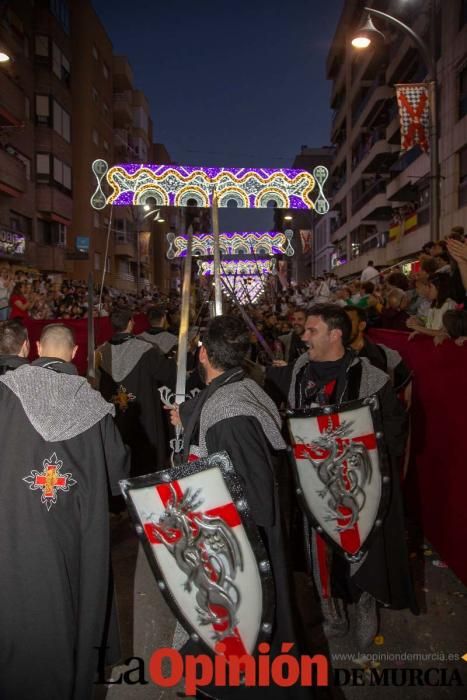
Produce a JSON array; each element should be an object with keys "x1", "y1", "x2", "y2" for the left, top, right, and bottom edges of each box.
[{"x1": 351, "y1": 5, "x2": 440, "y2": 242}]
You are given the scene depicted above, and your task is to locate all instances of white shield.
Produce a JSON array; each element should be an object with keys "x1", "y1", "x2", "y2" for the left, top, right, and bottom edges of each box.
[
  {"x1": 120, "y1": 451, "x2": 273, "y2": 656},
  {"x1": 288, "y1": 397, "x2": 390, "y2": 560}
]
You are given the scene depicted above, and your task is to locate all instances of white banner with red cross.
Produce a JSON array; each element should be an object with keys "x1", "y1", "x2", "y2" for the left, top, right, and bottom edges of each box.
[
  {"x1": 288, "y1": 399, "x2": 388, "y2": 559},
  {"x1": 120, "y1": 454, "x2": 271, "y2": 657},
  {"x1": 395, "y1": 83, "x2": 430, "y2": 153}
]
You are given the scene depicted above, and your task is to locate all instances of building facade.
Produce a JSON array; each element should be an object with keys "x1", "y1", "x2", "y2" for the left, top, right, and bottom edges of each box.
[{"x1": 327, "y1": 0, "x2": 467, "y2": 278}]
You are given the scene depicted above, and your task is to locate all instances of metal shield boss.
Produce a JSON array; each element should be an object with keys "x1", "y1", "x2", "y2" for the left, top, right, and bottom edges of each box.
[
  {"x1": 288, "y1": 396, "x2": 390, "y2": 562},
  {"x1": 119, "y1": 451, "x2": 274, "y2": 656}
]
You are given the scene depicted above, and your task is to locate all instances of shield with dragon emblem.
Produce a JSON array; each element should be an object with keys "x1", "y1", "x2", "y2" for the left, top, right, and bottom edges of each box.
[
  {"x1": 119, "y1": 451, "x2": 274, "y2": 656},
  {"x1": 287, "y1": 396, "x2": 391, "y2": 561}
]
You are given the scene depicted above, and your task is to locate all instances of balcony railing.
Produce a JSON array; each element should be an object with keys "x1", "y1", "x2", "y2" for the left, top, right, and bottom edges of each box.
[{"x1": 352, "y1": 179, "x2": 386, "y2": 216}]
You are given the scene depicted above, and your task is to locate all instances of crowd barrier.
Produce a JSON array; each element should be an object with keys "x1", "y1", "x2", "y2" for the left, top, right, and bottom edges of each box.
[
  {"x1": 22, "y1": 318, "x2": 467, "y2": 585},
  {"x1": 368, "y1": 329, "x2": 467, "y2": 586}
]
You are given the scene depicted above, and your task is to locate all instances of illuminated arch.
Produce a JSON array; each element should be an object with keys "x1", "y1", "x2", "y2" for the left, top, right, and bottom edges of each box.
[
  {"x1": 217, "y1": 187, "x2": 249, "y2": 209},
  {"x1": 135, "y1": 184, "x2": 170, "y2": 207},
  {"x1": 175, "y1": 185, "x2": 210, "y2": 208},
  {"x1": 255, "y1": 188, "x2": 289, "y2": 209}
]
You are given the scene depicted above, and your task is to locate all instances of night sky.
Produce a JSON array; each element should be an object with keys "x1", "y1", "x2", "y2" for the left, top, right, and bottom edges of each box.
[{"x1": 93, "y1": 0, "x2": 344, "y2": 230}]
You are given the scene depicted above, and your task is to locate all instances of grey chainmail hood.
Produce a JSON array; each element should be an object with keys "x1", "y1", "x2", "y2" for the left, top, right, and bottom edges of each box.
[
  {"x1": 198, "y1": 377, "x2": 286, "y2": 457},
  {"x1": 98, "y1": 337, "x2": 152, "y2": 382},
  {"x1": 0, "y1": 364, "x2": 115, "y2": 441},
  {"x1": 138, "y1": 331, "x2": 177, "y2": 355},
  {"x1": 288, "y1": 353, "x2": 389, "y2": 409}
]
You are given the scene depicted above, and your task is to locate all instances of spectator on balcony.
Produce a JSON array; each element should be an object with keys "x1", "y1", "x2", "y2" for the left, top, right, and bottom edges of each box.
[
  {"x1": 360, "y1": 260, "x2": 379, "y2": 283},
  {"x1": 407, "y1": 272, "x2": 457, "y2": 339}
]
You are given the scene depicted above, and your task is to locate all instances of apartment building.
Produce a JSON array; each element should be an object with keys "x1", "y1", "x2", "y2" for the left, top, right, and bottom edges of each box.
[
  {"x1": 327, "y1": 0, "x2": 467, "y2": 278},
  {"x1": 0, "y1": 0, "x2": 72, "y2": 276}
]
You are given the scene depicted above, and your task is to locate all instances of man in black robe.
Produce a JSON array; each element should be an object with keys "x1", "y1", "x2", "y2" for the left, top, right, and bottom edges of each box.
[
  {"x1": 96, "y1": 307, "x2": 176, "y2": 475},
  {"x1": 138, "y1": 305, "x2": 178, "y2": 357},
  {"x1": 0, "y1": 319, "x2": 30, "y2": 374},
  {"x1": 266, "y1": 304, "x2": 417, "y2": 650},
  {"x1": 168, "y1": 316, "x2": 313, "y2": 699},
  {"x1": 0, "y1": 324, "x2": 130, "y2": 700}
]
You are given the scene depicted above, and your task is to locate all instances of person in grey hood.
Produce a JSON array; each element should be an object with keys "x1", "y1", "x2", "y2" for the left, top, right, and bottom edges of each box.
[
  {"x1": 0, "y1": 324, "x2": 130, "y2": 700},
  {"x1": 138, "y1": 306, "x2": 178, "y2": 357},
  {"x1": 0, "y1": 319, "x2": 30, "y2": 375},
  {"x1": 96, "y1": 307, "x2": 176, "y2": 475}
]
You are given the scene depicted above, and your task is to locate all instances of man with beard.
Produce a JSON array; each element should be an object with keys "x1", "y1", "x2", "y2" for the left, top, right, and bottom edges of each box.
[
  {"x1": 96, "y1": 308, "x2": 176, "y2": 475},
  {"x1": 168, "y1": 315, "x2": 313, "y2": 699},
  {"x1": 278, "y1": 308, "x2": 308, "y2": 363},
  {"x1": 345, "y1": 306, "x2": 411, "y2": 391},
  {"x1": 0, "y1": 319, "x2": 30, "y2": 374},
  {"x1": 0, "y1": 324, "x2": 129, "y2": 700},
  {"x1": 266, "y1": 304, "x2": 417, "y2": 649}
]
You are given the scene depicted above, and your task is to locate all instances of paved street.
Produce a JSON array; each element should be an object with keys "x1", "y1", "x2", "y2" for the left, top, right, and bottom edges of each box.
[{"x1": 95, "y1": 516, "x2": 467, "y2": 699}]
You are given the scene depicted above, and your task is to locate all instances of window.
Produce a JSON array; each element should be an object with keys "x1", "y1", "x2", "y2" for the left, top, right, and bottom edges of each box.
[
  {"x1": 37, "y1": 220, "x2": 67, "y2": 246},
  {"x1": 15, "y1": 152, "x2": 31, "y2": 180},
  {"x1": 35, "y1": 95, "x2": 50, "y2": 124},
  {"x1": 52, "y1": 42, "x2": 70, "y2": 84},
  {"x1": 35, "y1": 35, "x2": 49, "y2": 57},
  {"x1": 459, "y1": 65, "x2": 467, "y2": 120},
  {"x1": 53, "y1": 101, "x2": 70, "y2": 142},
  {"x1": 36, "y1": 153, "x2": 50, "y2": 181},
  {"x1": 49, "y1": 0, "x2": 70, "y2": 34},
  {"x1": 53, "y1": 157, "x2": 72, "y2": 191},
  {"x1": 92, "y1": 129, "x2": 99, "y2": 145},
  {"x1": 9, "y1": 212, "x2": 32, "y2": 239},
  {"x1": 105, "y1": 257, "x2": 111, "y2": 273},
  {"x1": 460, "y1": 146, "x2": 467, "y2": 208},
  {"x1": 94, "y1": 252, "x2": 101, "y2": 270},
  {"x1": 103, "y1": 63, "x2": 109, "y2": 79}
]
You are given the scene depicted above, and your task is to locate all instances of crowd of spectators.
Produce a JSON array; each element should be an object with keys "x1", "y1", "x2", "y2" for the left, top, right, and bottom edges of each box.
[{"x1": 1, "y1": 228, "x2": 466, "y2": 354}]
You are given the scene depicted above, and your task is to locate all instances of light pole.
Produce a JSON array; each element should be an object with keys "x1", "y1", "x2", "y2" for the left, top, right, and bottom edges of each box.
[{"x1": 352, "y1": 3, "x2": 440, "y2": 242}]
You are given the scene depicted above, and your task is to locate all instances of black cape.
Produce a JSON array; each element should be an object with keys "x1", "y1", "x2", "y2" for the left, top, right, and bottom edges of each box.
[
  {"x1": 0, "y1": 359, "x2": 130, "y2": 700},
  {"x1": 97, "y1": 333, "x2": 176, "y2": 474},
  {"x1": 179, "y1": 370, "x2": 314, "y2": 699},
  {"x1": 266, "y1": 355, "x2": 418, "y2": 613}
]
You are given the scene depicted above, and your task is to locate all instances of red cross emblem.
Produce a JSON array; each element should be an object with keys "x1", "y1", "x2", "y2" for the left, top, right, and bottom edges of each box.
[
  {"x1": 23, "y1": 452, "x2": 77, "y2": 511},
  {"x1": 144, "y1": 480, "x2": 248, "y2": 659}
]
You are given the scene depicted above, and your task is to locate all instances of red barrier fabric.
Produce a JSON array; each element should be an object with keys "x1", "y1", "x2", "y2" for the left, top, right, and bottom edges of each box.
[
  {"x1": 368, "y1": 329, "x2": 467, "y2": 586},
  {"x1": 23, "y1": 315, "x2": 149, "y2": 376}
]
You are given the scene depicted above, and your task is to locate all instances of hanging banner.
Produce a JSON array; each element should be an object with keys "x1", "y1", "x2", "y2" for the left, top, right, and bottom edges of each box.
[
  {"x1": 395, "y1": 83, "x2": 430, "y2": 153},
  {"x1": 299, "y1": 230, "x2": 312, "y2": 254}
]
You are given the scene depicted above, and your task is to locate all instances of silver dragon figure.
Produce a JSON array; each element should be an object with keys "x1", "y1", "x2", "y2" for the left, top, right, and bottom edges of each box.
[
  {"x1": 297, "y1": 418, "x2": 372, "y2": 532},
  {"x1": 148, "y1": 484, "x2": 243, "y2": 640}
]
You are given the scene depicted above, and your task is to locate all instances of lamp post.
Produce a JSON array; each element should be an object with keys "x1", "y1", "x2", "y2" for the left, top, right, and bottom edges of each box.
[{"x1": 352, "y1": 3, "x2": 439, "y2": 242}]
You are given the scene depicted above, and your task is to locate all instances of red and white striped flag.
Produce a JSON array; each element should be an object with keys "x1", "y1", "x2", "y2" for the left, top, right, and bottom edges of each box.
[{"x1": 395, "y1": 83, "x2": 430, "y2": 153}]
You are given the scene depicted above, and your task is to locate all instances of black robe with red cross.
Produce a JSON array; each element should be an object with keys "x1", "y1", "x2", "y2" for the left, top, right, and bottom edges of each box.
[
  {"x1": 0, "y1": 358, "x2": 130, "y2": 700},
  {"x1": 97, "y1": 332, "x2": 176, "y2": 474}
]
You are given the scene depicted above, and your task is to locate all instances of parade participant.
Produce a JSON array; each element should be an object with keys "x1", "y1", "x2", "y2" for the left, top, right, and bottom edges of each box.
[
  {"x1": 138, "y1": 305, "x2": 178, "y2": 357},
  {"x1": 278, "y1": 308, "x2": 308, "y2": 363},
  {"x1": 266, "y1": 304, "x2": 417, "y2": 649},
  {"x1": 0, "y1": 324, "x2": 129, "y2": 700},
  {"x1": 96, "y1": 307, "x2": 176, "y2": 474},
  {"x1": 345, "y1": 306, "x2": 411, "y2": 391},
  {"x1": 0, "y1": 319, "x2": 30, "y2": 374},
  {"x1": 169, "y1": 315, "x2": 312, "y2": 699}
]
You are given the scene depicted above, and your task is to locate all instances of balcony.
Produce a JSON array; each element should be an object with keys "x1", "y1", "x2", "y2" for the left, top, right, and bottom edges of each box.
[
  {"x1": 353, "y1": 84, "x2": 394, "y2": 130},
  {"x1": 25, "y1": 242, "x2": 66, "y2": 273},
  {"x1": 361, "y1": 139, "x2": 399, "y2": 175},
  {"x1": 386, "y1": 149, "x2": 429, "y2": 202},
  {"x1": 113, "y1": 91, "x2": 133, "y2": 127},
  {"x1": 36, "y1": 186, "x2": 72, "y2": 222},
  {"x1": 0, "y1": 71, "x2": 25, "y2": 126},
  {"x1": 113, "y1": 56, "x2": 134, "y2": 93},
  {"x1": 352, "y1": 179, "x2": 391, "y2": 220},
  {"x1": 115, "y1": 241, "x2": 135, "y2": 257},
  {"x1": 0, "y1": 148, "x2": 27, "y2": 196}
]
